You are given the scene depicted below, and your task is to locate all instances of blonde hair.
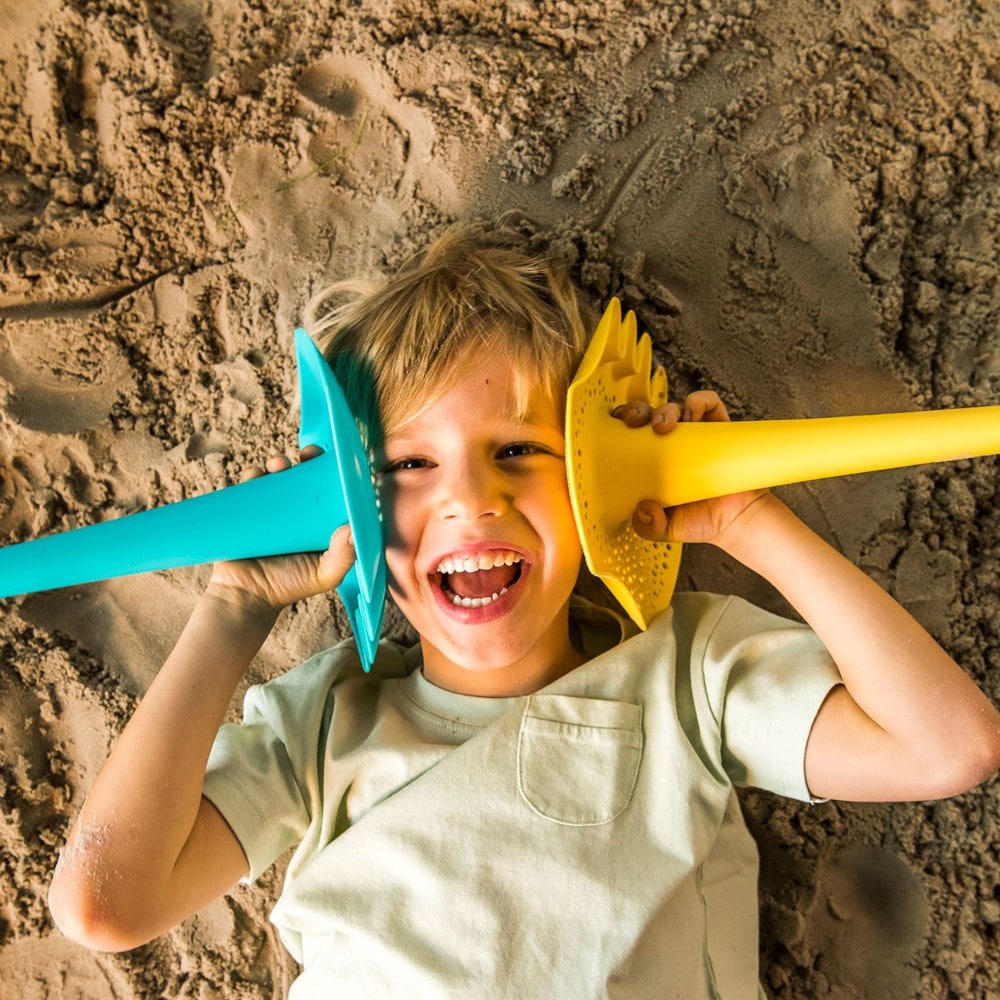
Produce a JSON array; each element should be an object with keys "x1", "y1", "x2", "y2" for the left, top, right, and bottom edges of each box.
[{"x1": 304, "y1": 222, "x2": 593, "y2": 450}]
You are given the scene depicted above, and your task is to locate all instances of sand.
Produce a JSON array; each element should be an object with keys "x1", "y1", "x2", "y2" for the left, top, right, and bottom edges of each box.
[{"x1": 1, "y1": 0, "x2": 998, "y2": 996}]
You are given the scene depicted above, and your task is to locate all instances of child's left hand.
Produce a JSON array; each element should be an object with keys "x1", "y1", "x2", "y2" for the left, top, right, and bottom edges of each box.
[{"x1": 612, "y1": 390, "x2": 768, "y2": 548}]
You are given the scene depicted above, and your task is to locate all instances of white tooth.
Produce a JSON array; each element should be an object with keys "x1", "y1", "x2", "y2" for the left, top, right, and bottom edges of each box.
[
  {"x1": 439, "y1": 550, "x2": 525, "y2": 574},
  {"x1": 450, "y1": 591, "x2": 509, "y2": 608}
]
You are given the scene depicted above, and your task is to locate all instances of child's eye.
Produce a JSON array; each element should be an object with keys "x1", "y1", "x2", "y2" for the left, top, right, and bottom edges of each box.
[
  {"x1": 379, "y1": 457, "x2": 432, "y2": 474},
  {"x1": 496, "y1": 442, "x2": 550, "y2": 460}
]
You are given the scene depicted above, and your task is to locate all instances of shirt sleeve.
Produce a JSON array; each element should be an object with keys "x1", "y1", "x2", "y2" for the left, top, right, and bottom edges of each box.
[
  {"x1": 693, "y1": 594, "x2": 842, "y2": 801},
  {"x1": 202, "y1": 684, "x2": 312, "y2": 883}
]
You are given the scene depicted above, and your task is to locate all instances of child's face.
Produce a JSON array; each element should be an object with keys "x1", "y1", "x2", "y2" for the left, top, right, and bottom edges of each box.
[{"x1": 375, "y1": 355, "x2": 583, "y2": 696}]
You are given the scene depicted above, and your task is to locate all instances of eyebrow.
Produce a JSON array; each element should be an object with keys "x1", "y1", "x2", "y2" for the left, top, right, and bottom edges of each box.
[{"x1": 380, "y1": 414, "x2": 563, "y2": 451}]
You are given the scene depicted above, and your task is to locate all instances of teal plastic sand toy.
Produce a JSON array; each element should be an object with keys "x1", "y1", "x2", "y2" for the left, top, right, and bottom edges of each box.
[{"x1": 0, "y1": 330, "x2": 386, "y2": 670}]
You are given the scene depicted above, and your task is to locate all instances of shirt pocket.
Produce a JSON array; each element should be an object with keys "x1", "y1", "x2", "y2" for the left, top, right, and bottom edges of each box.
[{"x1": 516, "y1": 695, "x2": 643, "y2": 826}]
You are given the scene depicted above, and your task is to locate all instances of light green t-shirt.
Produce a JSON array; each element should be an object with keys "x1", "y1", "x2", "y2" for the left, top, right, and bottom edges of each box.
[{"x1": 203, "y1": 592, "x2": 840, "y2": 999}]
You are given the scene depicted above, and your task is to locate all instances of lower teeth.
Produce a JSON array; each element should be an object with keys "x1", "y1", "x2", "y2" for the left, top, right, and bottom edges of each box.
[{"x1": 450, "y1": 586, "x2": 508, "y2": 608}]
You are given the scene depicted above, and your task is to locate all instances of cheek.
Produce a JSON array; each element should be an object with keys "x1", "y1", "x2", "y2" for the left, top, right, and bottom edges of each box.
[
  {"x1": 384, "y1": 549, "x2": 423, "y2": 610},
  {"x1": 375, "y1": 486, "x2": 420, "y2": 597},
  {"x1": 534, "y1": 488, "x2": 583, "y2": 569},
  {"x1": 548, "y1": 478, "x2": 581, "y2": 540},
  {"x1": 556, "y1": 503, "x2": 584, "y2": 573},
  {"x1": 376, "y1": 480, "x2": 412, "y2": 552}
]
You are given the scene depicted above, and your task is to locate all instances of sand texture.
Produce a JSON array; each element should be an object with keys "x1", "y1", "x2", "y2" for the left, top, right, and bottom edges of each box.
[{"x1": 1, "y1": 1, "x2": 999, "y2": 997}]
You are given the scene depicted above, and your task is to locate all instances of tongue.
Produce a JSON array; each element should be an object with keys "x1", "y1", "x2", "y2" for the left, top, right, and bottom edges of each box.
[{"x1": 447, "y1": 565, "x2": 518, "y2": 599}]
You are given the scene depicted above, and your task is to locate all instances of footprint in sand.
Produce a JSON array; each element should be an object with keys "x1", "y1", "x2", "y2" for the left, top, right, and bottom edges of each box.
[
  {"x1": 806, "y1": 843, "x2": 927, "y2": 997},
  {"x1": 292, "y1": 52, "x2": 438, "y2": 203},
  {"x1": 0, "y1": 318, "x2": 134, "y2": 435},
  {"x1": 0, "y1": 935, "x2": 133, "y2": 1000}
]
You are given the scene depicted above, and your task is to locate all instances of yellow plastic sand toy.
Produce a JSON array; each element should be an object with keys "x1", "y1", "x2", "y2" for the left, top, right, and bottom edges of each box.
[{"x1": 566, "y1": 298, "x2": 1000, "y2": 629}]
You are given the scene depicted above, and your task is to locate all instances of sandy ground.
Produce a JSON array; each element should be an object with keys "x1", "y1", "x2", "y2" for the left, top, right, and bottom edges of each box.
[{"x1": 1, "y1": 1, "x2": 999, "y2": 997}]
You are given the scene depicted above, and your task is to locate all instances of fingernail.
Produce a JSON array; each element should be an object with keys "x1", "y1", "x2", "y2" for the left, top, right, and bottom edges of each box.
[
  {"x1": 635, "y1": 506, "x2": 654, "y2": 525},
  {"x1": 652, "y1": 411, "x2": 666, "y2": 427}
]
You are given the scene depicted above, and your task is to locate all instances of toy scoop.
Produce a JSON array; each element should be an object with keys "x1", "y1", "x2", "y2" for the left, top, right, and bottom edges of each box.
[
  {"x1": 566, "y1": 298, "x2": 1000, "y2": 629},
  {"x1": 0, "y1": 330, "x2": 386, "y2": 670}
]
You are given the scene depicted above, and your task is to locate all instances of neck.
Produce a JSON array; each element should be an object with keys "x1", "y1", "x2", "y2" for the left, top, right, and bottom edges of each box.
[{"x1": 420, "y1": 627, "x2": 585, "y2": 698}]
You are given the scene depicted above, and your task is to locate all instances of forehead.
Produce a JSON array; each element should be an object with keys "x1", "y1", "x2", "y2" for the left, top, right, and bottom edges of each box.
[{"x1": 384, "y1": 354, "x2": 561, "y2": 437}]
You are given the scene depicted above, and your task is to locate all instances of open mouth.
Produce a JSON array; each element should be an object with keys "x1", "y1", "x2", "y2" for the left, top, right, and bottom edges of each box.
[{"x1": 432, "y1": 550, "x2": 524, "y2": 608}]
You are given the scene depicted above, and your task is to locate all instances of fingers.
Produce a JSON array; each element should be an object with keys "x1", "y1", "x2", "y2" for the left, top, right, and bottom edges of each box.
[
  {"x1": 650, "y1": 392, "x2": 728, "y2": 434},
  {"x1": 681, "y1": 390, "x2": 729, "y2": 423},
  {"x1": 612, "y1": 391, "x2": 728, "y2": 436},
  {"x1": 611, "y1": 400, "x2": 655, "y2": 427},
  {"x1": 612, "y1": 400, "x2": 683, "y2": 432},
  {"x1": 240, "y1": 455, "x2": 289, "y2": 483},
  {"x1": 241, "y1": 447, "x2": 324, "y2": 483},
  {"x1": 650, "y1": 402, "x2": 682, "y2": 434},
  {"x1": 317, "y1": 524, "x2": 357, "y2": 590},
  {"x1": 265, "y1": 454, "x2": 292, "y2": 473},
  {"x1": 632, "y1": 500, "x2": 671, "y2": 541}
]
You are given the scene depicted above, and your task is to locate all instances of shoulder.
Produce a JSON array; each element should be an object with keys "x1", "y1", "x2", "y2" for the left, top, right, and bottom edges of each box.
[
  {"x1": 646, "y1": 590, "x2": 832, "y2": 711},
  {"x1": 665, "y1": 590, "x2": 816, "y2": 649},
  {"x1": 242, "y1": 635, "x2": 415, "y2": 725}
]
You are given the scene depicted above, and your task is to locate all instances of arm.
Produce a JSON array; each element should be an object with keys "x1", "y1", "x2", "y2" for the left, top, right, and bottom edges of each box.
[
  {"x1": 49, "y1": 453, "x2": 357, "y2": 951},
  {"x1": 621, "y1": 393, "x2": 1000, "y2": 802},
  {"x1": 718, "y1": 492, "x2": 1000, "y2": 801}
]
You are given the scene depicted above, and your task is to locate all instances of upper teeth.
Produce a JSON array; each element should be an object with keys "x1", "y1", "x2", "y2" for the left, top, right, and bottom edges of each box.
[{"x1": 436, "y1": 551, "x2": 521, "y2": 575}]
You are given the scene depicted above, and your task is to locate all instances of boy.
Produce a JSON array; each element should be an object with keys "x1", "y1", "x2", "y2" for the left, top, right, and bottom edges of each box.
[{"x1": 49, "y1": 224, "x2": 1000, "y2": 998}]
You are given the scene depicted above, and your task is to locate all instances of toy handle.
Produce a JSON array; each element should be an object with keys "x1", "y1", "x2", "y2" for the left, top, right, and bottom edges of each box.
[
  {"x1": 593, "y1": 405, "x2": 1000, "y2": 524},
  {"x1": 0, "y1": 331, "x2": 386, "y2": 669},
  {"x1": 0, "y1": 455, "x2": 348, "y2": 598}
]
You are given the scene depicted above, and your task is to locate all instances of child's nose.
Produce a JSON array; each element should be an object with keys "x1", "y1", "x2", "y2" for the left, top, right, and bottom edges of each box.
[{"x1": 438, "y1": 460, "x2": 509, "y2": 521}]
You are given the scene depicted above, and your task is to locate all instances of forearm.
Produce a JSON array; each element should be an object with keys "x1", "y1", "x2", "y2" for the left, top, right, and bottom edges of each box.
[
  {"x1": 623, "y1": 392, "x2": 1000, "y2": 799},
  {"x1": 718, "y1": 493, "x2": 1000, "y2": 797},
  {"x1": 51, "y1": 589, "x2": 276, "y2": 938}
]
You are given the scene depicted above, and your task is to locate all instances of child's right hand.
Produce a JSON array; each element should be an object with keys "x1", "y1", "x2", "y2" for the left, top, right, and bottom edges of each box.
[{"x1": 206, "y1": 446, "x2": 358, "y2": 616}]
